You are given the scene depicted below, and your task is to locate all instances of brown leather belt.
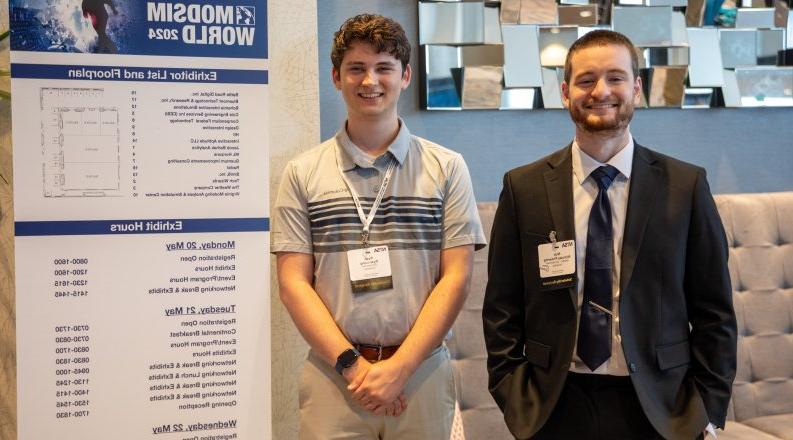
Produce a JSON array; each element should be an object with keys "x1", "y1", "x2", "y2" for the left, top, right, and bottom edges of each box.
[{"x1": 353, "y1": 343, "x2": 400, "y2": 362}]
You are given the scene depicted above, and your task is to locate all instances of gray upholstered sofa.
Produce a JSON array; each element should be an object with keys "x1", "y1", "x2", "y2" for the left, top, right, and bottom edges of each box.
[{"x1": 447, "y1": 192, "x2": 793, "y2": 440}]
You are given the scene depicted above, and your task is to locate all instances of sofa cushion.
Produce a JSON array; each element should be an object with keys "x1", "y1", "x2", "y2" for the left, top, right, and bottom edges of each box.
[
  {"x1": 715, "y1": 193, "x2": 793, "y2": 428},
  {"x1": 743, "y1": 414, "x2": 793, "y2": 440},
  {"x1": 453, "y1": 357, "x2": 494, "y2": 411}
]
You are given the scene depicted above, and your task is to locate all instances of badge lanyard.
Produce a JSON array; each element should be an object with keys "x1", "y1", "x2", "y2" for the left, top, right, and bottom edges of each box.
[{"x1": 336, "y1": 147, "x2": 396, "y2": 247}]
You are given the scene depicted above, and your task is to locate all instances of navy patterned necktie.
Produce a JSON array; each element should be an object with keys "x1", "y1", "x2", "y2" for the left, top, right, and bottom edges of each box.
[{"x1": 577, "y1": 165, "x2": 620, "y2": 371}]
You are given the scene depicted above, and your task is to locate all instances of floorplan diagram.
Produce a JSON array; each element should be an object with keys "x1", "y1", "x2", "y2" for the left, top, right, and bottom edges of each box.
[{"x1": 41, "y1": 87, "x2": 122, "y2": 197}]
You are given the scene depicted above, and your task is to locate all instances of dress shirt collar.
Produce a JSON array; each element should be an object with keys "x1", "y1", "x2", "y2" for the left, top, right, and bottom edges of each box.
[
  {"x1": 572, "y1": 134, "x2": 634, "y2": 185},
  {"x1": 335, "y1": 118, "x2": 410, "y2": 171}
]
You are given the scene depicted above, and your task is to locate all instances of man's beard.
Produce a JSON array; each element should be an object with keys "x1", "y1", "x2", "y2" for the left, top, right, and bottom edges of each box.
[{"x1": 569, "y1": 99, "x2": 635, "y2": 133}]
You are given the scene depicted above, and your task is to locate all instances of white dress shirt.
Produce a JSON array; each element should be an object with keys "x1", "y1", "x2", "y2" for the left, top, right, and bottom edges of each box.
[{"x1": 569, "y1": 136, "x2": 634, "y2": 376}]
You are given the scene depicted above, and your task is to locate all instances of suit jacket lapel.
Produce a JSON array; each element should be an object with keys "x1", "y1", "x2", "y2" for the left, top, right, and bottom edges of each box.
[
  {"x1": 620, "y1": 144, "x2": 664, "y2": 295},
  {"x1": 543, "y1": 145, "x2": 577, "y2": 306}
]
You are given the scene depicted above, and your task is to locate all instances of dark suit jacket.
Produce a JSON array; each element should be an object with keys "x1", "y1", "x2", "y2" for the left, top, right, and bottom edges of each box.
[{"x1": 483, "y1": 144, "x2": 737, "y2": 440}]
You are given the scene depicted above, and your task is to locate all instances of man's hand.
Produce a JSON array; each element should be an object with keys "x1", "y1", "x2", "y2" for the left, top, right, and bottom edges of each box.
[
  {"x1": 342, "y1": 356, "x2": 371, "y2": 385},
  {"x1": 343, "y1": 358, "x2": 407, "y2": 416},
  {"x1": 347, "y1": 358, "x2": 410, "y2": 408},
  {"x1": 372, "y1": 394, "x2": 408, "y2": 417}
]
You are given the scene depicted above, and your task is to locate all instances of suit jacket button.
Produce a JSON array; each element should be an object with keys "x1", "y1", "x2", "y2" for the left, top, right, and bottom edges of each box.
[{"x1": 629, "y1": 363, "x2": 638, "y2": 372}]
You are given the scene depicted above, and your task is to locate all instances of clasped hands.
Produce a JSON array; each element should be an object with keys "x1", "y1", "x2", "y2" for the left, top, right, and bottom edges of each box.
[{"x1": 342, "y1": 357, "x2": 409, "y2": 417}]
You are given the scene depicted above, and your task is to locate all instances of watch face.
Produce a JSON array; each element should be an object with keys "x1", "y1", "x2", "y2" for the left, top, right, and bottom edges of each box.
[{"x1": 339, "y1": 348, "x2": 359, "y2": 368}]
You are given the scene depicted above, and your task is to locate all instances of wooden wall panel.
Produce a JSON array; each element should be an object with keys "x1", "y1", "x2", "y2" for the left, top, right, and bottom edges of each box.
[
  {"x1": 1, "y1": 0, "x2": 16, "y2": 436},
  {"x1": 0, "y1": 75, "x2": 16, "y2": 440}
]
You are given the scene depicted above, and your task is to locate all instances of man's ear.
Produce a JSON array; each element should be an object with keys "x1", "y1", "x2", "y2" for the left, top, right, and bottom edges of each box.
[
  {"x1": 633, "y1": 75, "x2": 642, "y2": 104},
  {"x1": 401, "y1": 64, "x2": 412, "y2": 90},
  {"x1": 332, "y1": 67, "x2": 342, "y2": 91},
  {"x1": 561, "y1": 81, "x2": 570, "y2": 109}
]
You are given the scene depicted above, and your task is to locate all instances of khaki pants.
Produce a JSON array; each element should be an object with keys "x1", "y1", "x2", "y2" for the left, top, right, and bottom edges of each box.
[{"x1": 298, "y1": 345, "x2": 455, "y2": 440}]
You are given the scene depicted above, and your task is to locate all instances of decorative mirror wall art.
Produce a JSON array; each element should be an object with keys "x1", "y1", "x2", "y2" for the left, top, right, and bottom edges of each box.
[{"x1": 418, "y1": 0, "x2": 793, "y2": 109}]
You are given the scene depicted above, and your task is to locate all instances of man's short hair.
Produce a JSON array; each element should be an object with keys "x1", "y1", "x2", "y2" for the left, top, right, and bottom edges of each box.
[
  {"x1": 564, "y1": 30, "x2": 640, "y2": 83},
  {"x1": 331, "y1": 14, "x2": 411, "y2": 72}
]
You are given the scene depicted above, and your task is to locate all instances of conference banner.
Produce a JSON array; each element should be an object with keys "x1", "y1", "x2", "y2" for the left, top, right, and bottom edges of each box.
[{"x1": 10, "y1": 1, "x2": 271, "y2": 438}]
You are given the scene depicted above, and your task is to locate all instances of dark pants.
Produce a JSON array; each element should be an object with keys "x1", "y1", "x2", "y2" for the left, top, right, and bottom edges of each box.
[{"x1": 532, "y1": 372, "x2": 702, "y2": 440}]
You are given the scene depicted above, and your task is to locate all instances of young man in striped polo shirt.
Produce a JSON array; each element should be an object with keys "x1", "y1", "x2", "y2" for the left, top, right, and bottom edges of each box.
[{"x1": 272, "y1": 13, "x2": 486, "y2": 440}]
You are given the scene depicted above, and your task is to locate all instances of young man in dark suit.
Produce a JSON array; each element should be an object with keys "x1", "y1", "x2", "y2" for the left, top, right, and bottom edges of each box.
[{"x1": 483, "y1": 30, "x2": 737, "y2": 439}]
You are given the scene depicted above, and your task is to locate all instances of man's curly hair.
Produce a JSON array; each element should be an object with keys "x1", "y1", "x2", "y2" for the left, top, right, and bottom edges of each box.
[{"x1": 331, "y1": 14, "x2": 410, "y2": 72}]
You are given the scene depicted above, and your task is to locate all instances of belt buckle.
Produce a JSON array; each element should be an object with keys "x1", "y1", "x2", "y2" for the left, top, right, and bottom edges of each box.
[{"x1": 355, "y1": 343, "x2": 385, "y2": 362}]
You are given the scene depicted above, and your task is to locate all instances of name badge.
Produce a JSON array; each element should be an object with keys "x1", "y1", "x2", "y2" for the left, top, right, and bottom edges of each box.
[
  {"x1": 347, "y1": 245, "x2": 393, "y2": 293},
  {"x1": 537, "y1": 240, "x2": 576, "y2": 289}
]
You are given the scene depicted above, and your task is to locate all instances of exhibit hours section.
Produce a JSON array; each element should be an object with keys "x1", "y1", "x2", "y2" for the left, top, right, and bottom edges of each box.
[{"x1": 16, "y1": 229, "x2": 267, "y2": 439}]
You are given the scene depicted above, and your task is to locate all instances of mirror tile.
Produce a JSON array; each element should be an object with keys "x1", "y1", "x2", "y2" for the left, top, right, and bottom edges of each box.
[
  {"x1": 520, "y1": 0, "x2": 559, "y2": 24},
  {"x1": 613, "y1": 7, "x2": 676, "y2": 46},
  {"x1": 682, "y1": 88, "x2": 714, "y2": 108},
  {"x1": 721, "y1": 69, "x2": 742, "y2": 107},
  {"x1": 419, "y1": 2, "x2": 485, "y2": 45},
  {"x1": 639, "y1": 47, "x2": 690, "y2": 67},
  {"x1": 502, "y1": 25, "x2": 544, "y2": 87},
  {"x1": 786, "y1": 3, "x2": 793, "y2": 47},
  {"x1": 540, "y1": 67, "x2": 566, "y2": 108},
  {"x1": 462, "y1": 45, "x2": 506, "y2": 66},
  {"x1": 735, "y1": 8, "x2": 776, "y2": 28},
  {"x1": 671, "y1": 11, "x2": 689, "y2": 46},
  {"x1": 687, "y1": 28, "x2": 724, "y2": 87},
  {"x1": 647, "y1": 0, "x2": 688, "y2": 7},
  {"x1": 539, "y1": 26, "x2": 579, "y2": 67},
  {"x1": 734, "y1": 66, "x2": 793, "y2": 106},
  {"x1": 558, "y1": 5, "x2": 599, "y2": 25},
  {"x1": 500, "y1": 88, "x2": 538, "y2": 109},
  {"x1": 423, "y1": 45, "x2": 463, "y2": 110},
  {"x1": 720, "y1": 29, "x2": 759, "y2": 67},
  {"x1": 461, "y1": 66, "x2": 504, "y2": 108},
  {"x1": 647, "y1": 66, "x2": 688, "y2": 107},
  {"x1": 484, "y1": 6, "x2": 504, "y2": 43},
  {"x1": 757, "y1": 29, "x2": 784, "y2": 65},
  {"x1": 500, "y1": 0, "x2": 521, "y2": 24}
]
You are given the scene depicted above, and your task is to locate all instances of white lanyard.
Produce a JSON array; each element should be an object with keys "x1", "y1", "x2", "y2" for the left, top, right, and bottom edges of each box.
[{"x1": 336, "y1": 147, "x2": 397, "y2": 247}]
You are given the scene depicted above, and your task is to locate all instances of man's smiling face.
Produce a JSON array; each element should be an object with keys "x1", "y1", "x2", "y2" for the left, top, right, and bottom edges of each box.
[
  {"x1": 332, "y1": 41, "x2": 411, "y2": 122},
  {"x1": 562, "y1": 44, "x2": 642, "y2": 134}
]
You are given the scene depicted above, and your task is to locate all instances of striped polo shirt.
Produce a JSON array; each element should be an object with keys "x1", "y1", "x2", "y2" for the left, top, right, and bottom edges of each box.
[{"x1": 272, "y1": 121, "x2": 486, "y2": 346}]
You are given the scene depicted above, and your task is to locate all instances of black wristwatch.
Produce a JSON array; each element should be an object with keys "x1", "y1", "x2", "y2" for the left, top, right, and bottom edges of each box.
[{"x1": 334, "y1": 348, "x2": 361, "y2": 375}]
